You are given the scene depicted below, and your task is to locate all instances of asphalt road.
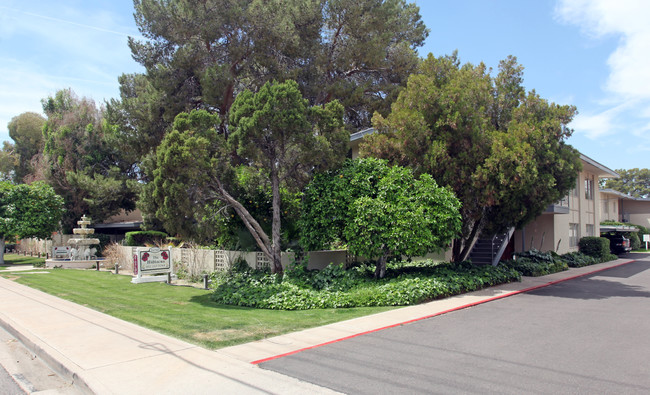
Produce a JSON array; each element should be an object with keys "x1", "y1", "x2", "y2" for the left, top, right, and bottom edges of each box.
[{"x1": 261, "y1": 255, "x2": 650, "y2": 394}]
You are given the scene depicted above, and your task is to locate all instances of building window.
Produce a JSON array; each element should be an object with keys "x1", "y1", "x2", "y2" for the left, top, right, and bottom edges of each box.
[
  {"x1": 586, "y1": 224, "x2": 594, "y2": 237},
  {"x1": 572, "y1": 177, "x2": 580, "y2": 197},
  {"x1": 585, "y1": 177, "x2": 594, "y2": 200},
  {"x1": 569, "y1": 223, "x2": 579, "y2": 247},
  {"x1": 603, "y1": 200, "x2": 609, "y2": 213}
]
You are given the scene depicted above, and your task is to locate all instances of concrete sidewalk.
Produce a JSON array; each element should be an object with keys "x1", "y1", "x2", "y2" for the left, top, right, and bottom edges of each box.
[{"x1": 0, "y1": 258, "x2": 637, "y2": 394}]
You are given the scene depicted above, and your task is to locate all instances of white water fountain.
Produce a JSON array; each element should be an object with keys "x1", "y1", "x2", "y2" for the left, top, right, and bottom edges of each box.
[
  {"x1": 67, "y1": 215, "x2": 100, "y2": 260},
  {"x1": 46, "y1": 215, "x2": 103, "y2": 269}
]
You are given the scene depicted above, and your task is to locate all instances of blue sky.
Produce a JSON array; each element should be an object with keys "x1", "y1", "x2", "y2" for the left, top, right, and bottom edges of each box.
[{"x1": 1, "y1": 0, "x2": 648, "y2": 170}]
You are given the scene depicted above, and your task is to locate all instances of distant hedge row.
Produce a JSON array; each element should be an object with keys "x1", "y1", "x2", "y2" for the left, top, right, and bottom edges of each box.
[{"x1": 124, "y1": 231, "x2": 168, "y2": 246}]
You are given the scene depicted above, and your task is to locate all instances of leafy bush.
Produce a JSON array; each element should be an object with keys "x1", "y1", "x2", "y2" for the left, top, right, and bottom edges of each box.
[
  {"x1": 629, "y1": 232, "x2": 641, "y2": 250},
  {"x1": 561, "y1": 252, "x2": 599, "y2": 267},
  {"x1": 229, "y1": 256, "x2": 254, "y2": 273},
  {"x1": 124, "y1": 231, "x2": 168, "y2": 246},
  {"x1": 300, "y1": 158, "x2": 461, "y2": 278},
  {"x1": 93, "y1": 233, "x2": 111, "y2": 254},
  {"x1": 210, "y1": 260, "x2": 521, "y2": 310},
  {"x1": 578, "y1": 237, "x2": 610, "y2": 259},
  {"x1": 503, "y1": 249, "x2": 568, "y2": 276}
]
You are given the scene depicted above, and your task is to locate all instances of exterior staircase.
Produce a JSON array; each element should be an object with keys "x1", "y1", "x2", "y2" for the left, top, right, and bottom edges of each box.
[{"x1": 468, "y1": 227, "x2": 515, "y2": 266}]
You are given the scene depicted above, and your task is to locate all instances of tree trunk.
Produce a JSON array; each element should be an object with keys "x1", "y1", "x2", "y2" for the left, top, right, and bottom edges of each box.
[
  {"x1": 0, "y1": 237, "x2": 5, "y2": 265},
  {"x1": 270, "y1": 167, "x2": 283, "y2": 274},
  {"x1": 374, "y1": 251, "x2": 388, "y2": 279},
  {"x1": 452, "y1": 218, "x2": 483, "y2": 262},
  {"x1": 212, "y1": 175, "x2": 273, "y2": 261}
]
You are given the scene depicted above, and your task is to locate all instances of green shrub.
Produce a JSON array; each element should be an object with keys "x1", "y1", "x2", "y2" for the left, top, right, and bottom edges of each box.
[
  {"x1": 93, "y1": 233, "x2": 111, "y2": 254},
  {"x1": 229, "y1": 256, "x2": 253, "y2": 273},
  {"x1": 124, "y1": 231, "x2": 168, "y2": 246},
  {"x1": 210, "y1": 260, "x2": 521, "y2": 310},
  {"x1": 629, "y1": 232, "x2": 641, "y2": 250},
  {"x1": 503, "y1": 249, "x2": 568, "y2": 277},
  {"x1": 561, "y1": 252, "x2": 599, "y2": 267},
  {"x1": 578, "y1": 237, "x2": 610, "y2": 259}
]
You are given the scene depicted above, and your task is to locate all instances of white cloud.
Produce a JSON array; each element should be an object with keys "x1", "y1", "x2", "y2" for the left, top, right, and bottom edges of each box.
[
  {"x1": 556, "y1": 0, "x2": 650, "y2": 141},
  {"x1": 570, "y1": 106, "x2": 619, "y2": 140}
]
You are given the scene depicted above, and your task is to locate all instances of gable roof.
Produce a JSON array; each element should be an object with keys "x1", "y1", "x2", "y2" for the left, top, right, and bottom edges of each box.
[{"x1": 600, "y1": 188, "x2": 650, "y2": 202}]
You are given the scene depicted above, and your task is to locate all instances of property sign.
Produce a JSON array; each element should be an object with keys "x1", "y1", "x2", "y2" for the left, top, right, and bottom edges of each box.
[
  {"x1": 139, "y1": 247, "x2": 171, "y2": 274},
  {"x1": 643, "y1": 234, "x2": 650, "y2": 242},
  {"x1": 131, "y1": 247, "x2": 174, "y2": 283}
]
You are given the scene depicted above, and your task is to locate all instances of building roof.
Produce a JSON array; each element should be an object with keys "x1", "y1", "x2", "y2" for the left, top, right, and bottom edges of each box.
[
  {"x1": 600, "y1": 224, "x2": 639, "y2": 233},
  {"x1": 350, "y1": 127, "x2": 376, "y2": 142},
  {"x1": 600, "y1": 188, "x2": 650, "y2": 202},
  {"x1": 579, "y1": 153, "x2": 619, "y2": 178}
]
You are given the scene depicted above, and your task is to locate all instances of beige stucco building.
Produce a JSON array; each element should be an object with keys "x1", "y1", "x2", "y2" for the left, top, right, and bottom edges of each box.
[
  {"x1": 600, "y1": 188, "x2": 650, "y2": 228},
  {"x1": 513, "y1": 154, "x2": 618, "y2": 255}
]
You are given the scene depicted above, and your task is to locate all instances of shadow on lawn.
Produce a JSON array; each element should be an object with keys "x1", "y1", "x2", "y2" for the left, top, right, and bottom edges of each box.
[{"x1": 188, "y1": 292, "x2": 258, "y2": 311}]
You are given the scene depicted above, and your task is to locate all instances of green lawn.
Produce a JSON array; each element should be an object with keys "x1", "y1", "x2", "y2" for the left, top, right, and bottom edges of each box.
[
  {"x1": 0, "y1": 262, "x2": 394, "y2": 349},
  {"x1": 0, "y1": 253, "x2": 45, "y2": 269}
]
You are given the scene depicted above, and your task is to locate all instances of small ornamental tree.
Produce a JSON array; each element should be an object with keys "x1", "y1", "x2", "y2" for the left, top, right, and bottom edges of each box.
[
  {"x1": 0, "y1": 181, "x2": 64, "y2": 264},
  {"x1": 301, "y1": 158, "x2": 461, "y2": 278},
  {"x1": 148, "y1": 80, "x2": 348, "y2": 274}
]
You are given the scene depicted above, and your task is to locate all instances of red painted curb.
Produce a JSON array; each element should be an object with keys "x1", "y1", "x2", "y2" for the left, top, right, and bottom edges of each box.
[{"x1": 251, "y1": 259, "x2": 636, "y2": 365}]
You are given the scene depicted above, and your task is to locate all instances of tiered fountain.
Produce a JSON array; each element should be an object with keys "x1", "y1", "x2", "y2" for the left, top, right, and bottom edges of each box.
[
  {"x1": 68, "y1": 215, "x2": 100, "y2": 261},
  {"x1": 46, "y1": 215, "x2": 103, "y2": 269}
]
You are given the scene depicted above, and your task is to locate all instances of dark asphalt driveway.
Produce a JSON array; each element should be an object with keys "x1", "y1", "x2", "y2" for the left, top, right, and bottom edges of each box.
[{"x1": 260, "y1": 255, "x2": 650, "y2": 394}]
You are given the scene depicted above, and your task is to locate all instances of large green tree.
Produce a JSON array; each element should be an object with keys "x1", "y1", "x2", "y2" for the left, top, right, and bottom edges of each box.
[
  {"x1": 107, "y1": 0, "x2": 427, "y2": 165},
  {"x1": 0, "y1": 181, "x2": 64, "y2": 264},
  {"x1": 7, "y1": 112, "x2": 46, "y2": 183},
  {"x1": 603, "y1": 168, "x2": 650, "y2": 198},
  {"x1": 363, "y1": 53, "x2": 581, "y2": 262},
  {"x1": 301, "y1": 158, "x2": 461, "y2": 278},
  {"x1": 42, "y1": 89, "x2": 138, "y2": 232},
  {"x1": 148, "y1": 80, "x2": 348, "y2": 273}
]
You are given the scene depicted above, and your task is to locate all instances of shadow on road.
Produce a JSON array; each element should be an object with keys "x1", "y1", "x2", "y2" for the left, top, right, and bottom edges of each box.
[{"x1": 528, "y1": 259, "x2": 650, "y2": 300}]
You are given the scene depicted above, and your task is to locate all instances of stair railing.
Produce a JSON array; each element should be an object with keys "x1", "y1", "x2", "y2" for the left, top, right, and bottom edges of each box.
[{"x1": 491, "y1": 227, "x2": 515, "y2": 266}]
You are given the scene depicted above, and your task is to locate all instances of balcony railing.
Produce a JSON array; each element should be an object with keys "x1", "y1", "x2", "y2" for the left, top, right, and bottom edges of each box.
[{"x1": 544, "y1": 196, "x2": 570, "y2": 214}]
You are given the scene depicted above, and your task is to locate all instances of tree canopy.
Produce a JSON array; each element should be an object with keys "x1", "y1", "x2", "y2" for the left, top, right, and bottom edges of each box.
[
  {"x1": 301, "y1": 158, "x2": 461, "y2": 277},
  {"x1": 0, "y1": 181, "x2": 64, "y2": 264},
  {"x1": 7, "y1": 112, "x2": 45, "y2": 183},
  {"x1": 147, "y1": 80, "x2": 348, "y2": 272},
  {"x1": 362, "y1": 53, "x2": 581, "y2": 262},
  {"x1": 42, "y1": 89, "x2": 138, "y2": 232},
  {"x1": 107, "y1": 0, "x2": 427, "y2": 166},
  {"x1": 603, "y1": 168, "x2": 650, "y2": 198}
]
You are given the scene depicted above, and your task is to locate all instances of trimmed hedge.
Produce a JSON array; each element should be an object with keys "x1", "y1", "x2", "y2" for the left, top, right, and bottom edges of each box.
[
  {"x1": 578, "y1": 237, "x2": 610, "y2": 259},
  {"x1": 124, "y1": 231, "x2": 168, "y2": 246}
]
